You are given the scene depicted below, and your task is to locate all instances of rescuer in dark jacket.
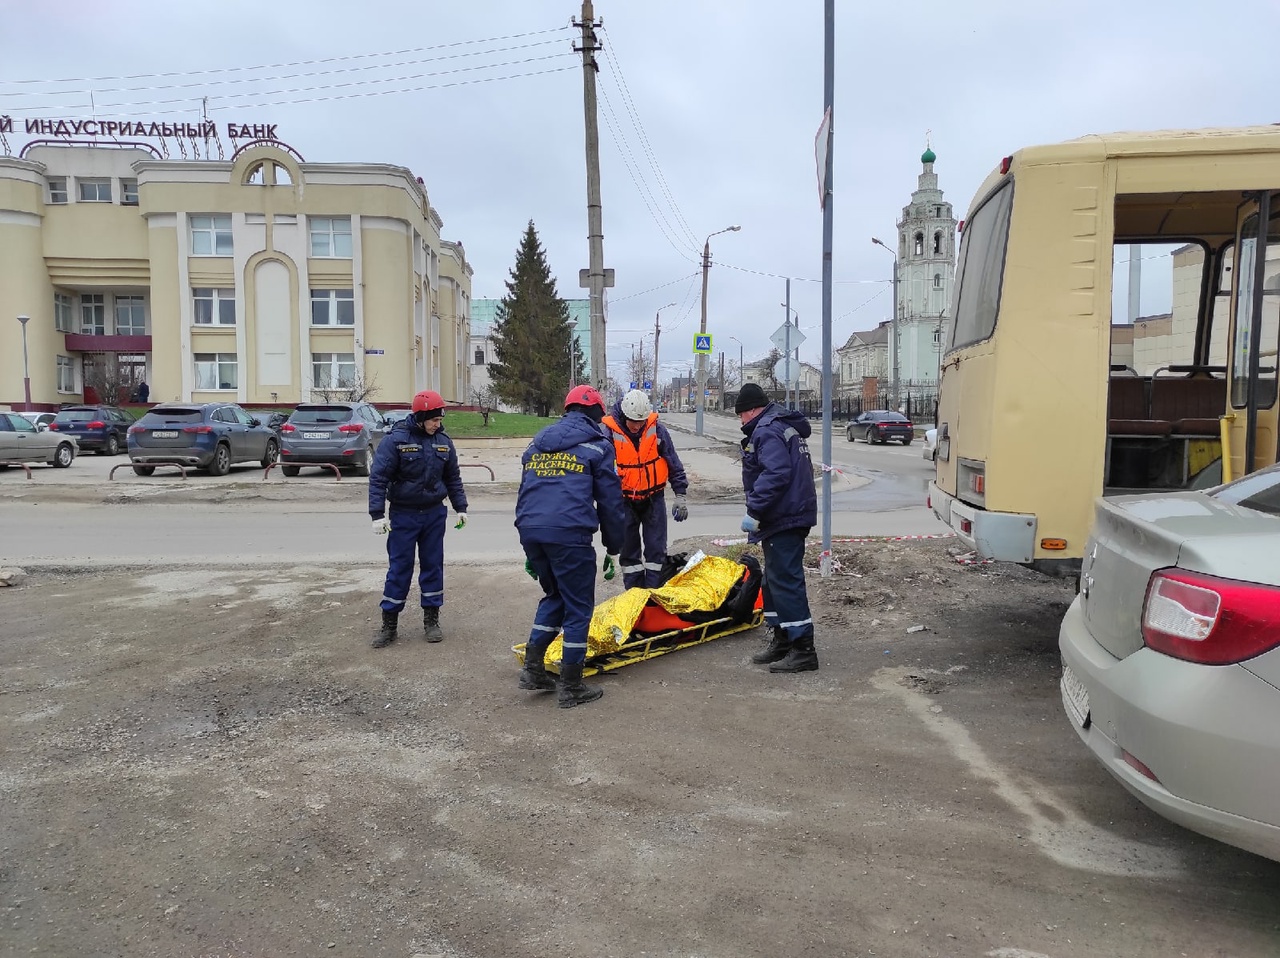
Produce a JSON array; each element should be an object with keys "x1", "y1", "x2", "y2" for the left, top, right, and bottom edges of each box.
[
  {"x1": 735, "y1": 382, "x2": 819, "y2": 673},
  {"x1": 515, "y1": 384, "x2": 626, "y2": 708},
  {"x1": 368, "y1": 389, "x2": 468, "y2": 648},
  {"x1": 601, "y1": 389, "x2": 690, "y2": 588}
]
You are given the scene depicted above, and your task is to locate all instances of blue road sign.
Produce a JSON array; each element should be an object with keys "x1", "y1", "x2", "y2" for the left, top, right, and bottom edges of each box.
[
  {"x1": 642, "y1": 380, "x2": 652, "y2": 390},
  {"x1": 629, "y1": 381, "x2": 638, "y2": 389},
  {"x1": 693, "y1": 334, "x2": 713, "y2": 354}
]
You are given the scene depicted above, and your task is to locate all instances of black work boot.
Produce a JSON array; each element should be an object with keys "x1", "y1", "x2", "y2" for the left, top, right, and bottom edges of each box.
[
  {"x1": 518, "y1": 644, "x2": 557, "y2": 692},
  {"x1": 423, "y1": 606, "x2": 443, "y2": 643},
  {"x1": 769, "y1": 634, "x2": 819, "y2": 673},
  {"x1": 751, "y1": 626, "x2": 790, "y2": 665},
  {"x1": 557, "y1": 661, "x2": 603, "y2": 709},
  {"x1": 371, "y1": 609, "x2": 398, "y2": 649}
]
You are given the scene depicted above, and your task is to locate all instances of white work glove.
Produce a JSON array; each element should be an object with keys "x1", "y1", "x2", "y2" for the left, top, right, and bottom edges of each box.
[
  {"x1": 454, "y1": 512, "x2": 468, "y2": 530},
  {"x1": 372, "y1": 517, "x2": 390, "y2": 535},
  {"x1": 671, "y1": 495, "x2": 688, "y2": 522}
]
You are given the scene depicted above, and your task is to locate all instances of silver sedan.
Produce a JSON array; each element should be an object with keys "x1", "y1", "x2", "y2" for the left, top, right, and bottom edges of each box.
[
  {"x1": 1059, "y1": 466, "x2": 1280, "y2": 862},
  {"x1": 0, "y1": 412, "x2": 78, "y2": 468}
]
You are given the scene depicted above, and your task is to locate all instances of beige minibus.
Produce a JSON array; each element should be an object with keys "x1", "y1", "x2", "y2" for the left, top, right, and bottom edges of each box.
[{"x1": 929, "y1": 126, "x2": 1280, "y2": 573}]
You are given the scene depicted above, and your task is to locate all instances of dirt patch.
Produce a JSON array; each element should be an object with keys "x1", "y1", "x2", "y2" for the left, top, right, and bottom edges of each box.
[{"x1": 3, "y1": 542, "x2": 1276, "y2": 958}]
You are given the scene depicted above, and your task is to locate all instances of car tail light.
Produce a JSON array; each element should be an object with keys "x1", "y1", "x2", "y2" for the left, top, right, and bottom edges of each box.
[
  {"x1": 86, "y1": 420, "x2": 105, "y2": 429},
  {"x1": 48, "y1": 423, "x2": 60, "y2": 430},
  {"x1": 128, "y1": 425, "x2": 144, "y2": 434},
  {"x1": 280, "y1": 423, "x2": 296, "y2": 433},
  {"x1": 1141, "y1": 569, "x2": 1280, "y2": 664},
  {"x1": 339, "y1": 423, "x2": 364, "y2": 433},
  {"x1": 182, "y1": 425, "x2": 214, "y2": 434}
]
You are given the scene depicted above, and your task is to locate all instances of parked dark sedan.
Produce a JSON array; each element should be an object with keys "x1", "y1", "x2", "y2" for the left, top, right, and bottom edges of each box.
[
  {"x1": 47, "y1": 404, "x2": 132, "y2": 455},
  {"x1": 279, "y1": 402, "x2": 388, "y2": 477},
  {"x1": 127, "y1": 403, "x2": 279, "y2": 476},
  {"x1": 847, "y1": 410, "x2": 914, "y2": 445}
]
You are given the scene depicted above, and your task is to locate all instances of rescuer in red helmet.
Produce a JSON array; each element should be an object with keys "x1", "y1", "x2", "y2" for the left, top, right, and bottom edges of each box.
[
  {"x1": 368, "y1": 389, "x2": 468, "y2": 648},
  {"x1": 513, "y1": 383, "x2": 626, "y2": 707}
]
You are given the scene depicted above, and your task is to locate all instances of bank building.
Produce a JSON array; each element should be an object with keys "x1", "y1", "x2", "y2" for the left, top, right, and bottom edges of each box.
[{"x1": 0, "y1": 131, "x2": 472, "y2": 411}]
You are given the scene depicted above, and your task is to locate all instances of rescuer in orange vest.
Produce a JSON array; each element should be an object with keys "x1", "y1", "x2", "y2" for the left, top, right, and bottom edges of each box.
[{"x1": 601, "y1": 389, "x2": 690, "y2": 589}]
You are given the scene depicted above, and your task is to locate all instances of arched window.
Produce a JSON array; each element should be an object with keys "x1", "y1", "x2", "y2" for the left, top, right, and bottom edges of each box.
[
  {"x1": 913, "y1": 232, "x2": 924, "y2": 256},
  {"x1": 933, "y1": 231, "x2": 943, "y2": 255},
  {"x1": 933, "y1": 273, "x2": 942, "y2": 289}
]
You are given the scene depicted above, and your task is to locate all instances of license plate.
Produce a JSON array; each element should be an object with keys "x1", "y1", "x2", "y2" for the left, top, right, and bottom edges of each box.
[
  {"x1": 152, "y1": 431, "x2": 179, "y2": 439},
  {"x1": 303, "y1": 432, "x2": 330, "y2": 440},
  {"x1": 1060, "y1": 663, "x2": 1090, "y2": 729}
]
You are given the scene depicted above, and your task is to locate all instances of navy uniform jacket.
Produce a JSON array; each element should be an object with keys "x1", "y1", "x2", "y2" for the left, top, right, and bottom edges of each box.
[
  {"x1": 740, "y1": 402, "x2": 818, "y2": 543},
  {"x1": 515, "y1": 410, "x2": 627, "y2": 553},
  {"x1": 368, "y1": 419, "x2": 468, "y2": 519}
]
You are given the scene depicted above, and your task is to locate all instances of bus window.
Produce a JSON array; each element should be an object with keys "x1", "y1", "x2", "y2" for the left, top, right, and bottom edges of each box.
[
  {"x1": 1230, "y1": 213, "x2": 1280, "y2": 410},
  {"x1": 948, "y1": 182, "x2": 1013, "y2": 351},
  {"x1": 1109, "y1": 241, "x2": 1208, "y2": 374}
]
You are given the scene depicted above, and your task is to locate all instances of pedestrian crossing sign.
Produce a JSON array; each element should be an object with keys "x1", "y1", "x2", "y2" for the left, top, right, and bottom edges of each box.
[{"x1": 693, "y1": 334, "x2": 713, "y2": 354}]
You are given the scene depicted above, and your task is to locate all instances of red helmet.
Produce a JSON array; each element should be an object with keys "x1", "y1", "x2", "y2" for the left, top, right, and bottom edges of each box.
[
  {"x1": 563, "y1": 384, "x2": 604, "y2": 412},
  {"x1": 411, "y1": 390, "x2": 446, "y2": 414}
]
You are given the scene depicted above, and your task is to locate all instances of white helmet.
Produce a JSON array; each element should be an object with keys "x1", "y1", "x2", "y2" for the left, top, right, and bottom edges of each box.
[{"x1": 620, "y1": 389, "x2": 653, "y2": 421}]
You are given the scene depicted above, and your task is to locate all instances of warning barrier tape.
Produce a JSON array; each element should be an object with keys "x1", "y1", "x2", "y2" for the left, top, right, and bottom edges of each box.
[{"x1": 711, "y1": 532, "x2": 957, "y2": 548}]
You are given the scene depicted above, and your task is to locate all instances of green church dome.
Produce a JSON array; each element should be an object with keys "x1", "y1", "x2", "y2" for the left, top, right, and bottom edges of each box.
[{"x1": 921, "y1": 147, "x2": 937, "y2": 165}]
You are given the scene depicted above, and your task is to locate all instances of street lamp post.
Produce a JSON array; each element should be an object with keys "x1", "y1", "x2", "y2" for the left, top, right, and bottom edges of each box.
[
  {"x1": 871, "y1": 237, "x2": 899, "y2": 409},
  {"x1": 696, "y1": 225, "x2": 741, "y2": 436},
  {"x1": 780, "y1": 300, "x2": 800, "y2": 409},
  {"x1": 17, "y1": 315, "x2": 31, "y2": 411},
  {"x1": 728, "y1": 335, "x2": 744, "y2": 410}
]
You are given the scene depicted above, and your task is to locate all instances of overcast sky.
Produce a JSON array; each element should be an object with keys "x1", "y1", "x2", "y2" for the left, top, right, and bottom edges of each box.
[{"x1": 3, "y1": 1, "x2": 1278, "y2": 383}]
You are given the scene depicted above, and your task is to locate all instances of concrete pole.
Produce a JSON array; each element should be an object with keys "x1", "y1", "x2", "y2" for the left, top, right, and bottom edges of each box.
[
  {"x1": 1127, "y1": 244, "x2": 1142, "y2": 324},
  {"x1": 819, "y1": 0, "x2": 835, "y2": 576},
  {"x1": 696, "y1": 238, "x2": 710, "y2": 434},
  {"x1": 578, "y1": 1, "x2": 608, "y2": 389}
]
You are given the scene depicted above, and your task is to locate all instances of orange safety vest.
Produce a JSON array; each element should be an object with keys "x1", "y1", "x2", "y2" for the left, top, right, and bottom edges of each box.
[{"x1": 602, "y1": 412, "x2": 669, "y2": 500}]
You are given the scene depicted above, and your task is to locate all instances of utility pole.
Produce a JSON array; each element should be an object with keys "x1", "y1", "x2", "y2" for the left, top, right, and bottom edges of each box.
[
  {"x1": 819, "y1": 0, "x2": 835, "y2": 576},
  {"x1": 784, "y1": 277, "x2": 793, "y2": 409},
  {"x1": 575, "y1": 1, "x2": 612, "y2": 390},
  {"x1": 650, "y1": 304, "x2": 673, "y2": 406},
  {"x1": 696, "y1": 225, "x2": 740, "y2": 434}
]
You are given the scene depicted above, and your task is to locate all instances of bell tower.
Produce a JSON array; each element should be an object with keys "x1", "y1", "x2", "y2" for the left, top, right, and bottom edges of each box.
[{"x1": 895, "y1": 142, "x2": 957, "y2": 386}]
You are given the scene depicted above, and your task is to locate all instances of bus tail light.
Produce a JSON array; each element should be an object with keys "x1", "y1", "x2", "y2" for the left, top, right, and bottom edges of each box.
[
  {"x1": 959, "y1": 518, "x2": 972, "y2": 535},
  {"x1": 971, "y1": 474, "x2": 985, "y2": 495},
  {"x1": 1000, "y1": 155, "x2": 1013, "y2": 174}
]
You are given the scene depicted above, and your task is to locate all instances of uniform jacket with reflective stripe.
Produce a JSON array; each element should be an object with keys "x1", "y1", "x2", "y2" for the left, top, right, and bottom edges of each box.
[
  {"x1": 368, "y1": 420, "x2": 468, "y2": 518},
  {"x1": 515, "y1": 411, "x2": 627, "y2": 553},
  {"x1": 602, "y1": 408, "x2": 689, "y2": 500},
  {"x1": 740, "y1": 403, "x2": 817, "y2": 542}
]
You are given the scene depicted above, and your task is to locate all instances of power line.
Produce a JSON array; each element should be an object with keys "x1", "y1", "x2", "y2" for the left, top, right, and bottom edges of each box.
[
  {"x1": 597, "y1": 27, "x2": 698, "y2": 250},
  {"x1": 79, "y1": 53, "x2": 577, "y2": 111},
  {"x1": 1, "y1": 38, "x2": 570, "y2": 101},
  {"x1": 0, "y1": 27, "x2": 572, "y2": 86},
  {"x1": 609, "y1": 271, "x2": 701, "y2": 303},
  {"x1": 596, "y1": 81, "x2": 698, "y2": 263}
]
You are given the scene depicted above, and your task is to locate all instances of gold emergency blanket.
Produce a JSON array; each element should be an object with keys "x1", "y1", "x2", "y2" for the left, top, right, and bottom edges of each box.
[{"x1": 545, "y1": 553, "x2": 746, "y2": 664}]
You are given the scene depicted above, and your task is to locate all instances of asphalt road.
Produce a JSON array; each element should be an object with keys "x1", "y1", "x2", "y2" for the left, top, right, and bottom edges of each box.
[{"x1": 0, "y1": 411, "x2": 947, "y2": 567}]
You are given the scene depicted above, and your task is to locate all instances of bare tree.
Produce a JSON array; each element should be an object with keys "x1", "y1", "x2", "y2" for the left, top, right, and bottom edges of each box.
[
  {"x1": 624, "y1": 353, "x2": 650, "y2": 393},
  {"x1": 722, "y1": 358, "x2": 742, "y2": 391},
  {"x1": 471, "y1": 385, "x2": 500, "y2": 427},
  {"x1": 762, "y1": 348, "x2": 783, "y2": 395},
  {"x1": 83, "y1": 353, "x2": 142, "y2": 406},
  {"x1": 314, "y1": 372, "x2": 380, "y2": 403}
]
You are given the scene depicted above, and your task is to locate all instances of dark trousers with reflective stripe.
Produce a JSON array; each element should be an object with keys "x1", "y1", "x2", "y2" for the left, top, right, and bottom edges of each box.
[
  {"x1": 380, "y1": 504, "x2": 447, "y2": 613},
  {"x1": 521, "y1": 539, "x2": 597, "y2": 666},
  {"x1": 761, "y1": 528, "x2": 814, "y2": 641},
  {"x1": 620, "y1": 491, "x2": 667, "y2": 589}
]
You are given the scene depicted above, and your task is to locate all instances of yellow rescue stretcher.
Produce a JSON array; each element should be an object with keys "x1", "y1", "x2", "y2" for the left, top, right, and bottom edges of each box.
[{"x1": 512, "y1": 551, "x2": 764, "y2": 677}]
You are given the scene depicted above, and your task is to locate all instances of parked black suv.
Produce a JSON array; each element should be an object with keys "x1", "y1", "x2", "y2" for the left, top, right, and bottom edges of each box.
[{"x1": 48, "y1": 405, "x2": 133, "y2": 455}]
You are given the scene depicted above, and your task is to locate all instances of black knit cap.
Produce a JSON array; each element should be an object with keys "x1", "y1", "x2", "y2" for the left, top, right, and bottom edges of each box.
[{"x1": 734, "y1": 382, "x2": 769, "y2": 414}]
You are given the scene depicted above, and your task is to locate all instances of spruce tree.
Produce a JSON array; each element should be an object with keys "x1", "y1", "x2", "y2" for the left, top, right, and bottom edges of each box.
[{"x1": 489, "y1": 221, "x2": 577, "y2": 417}]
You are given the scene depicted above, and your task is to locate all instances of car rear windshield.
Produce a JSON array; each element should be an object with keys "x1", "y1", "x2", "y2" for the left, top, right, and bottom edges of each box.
[
  {"x1": 140, "y1": 407, "x2": 204, "y2": 423},
  {"x1": 873, "y1": 412, "x2": 909, "y2": 422},
  {"x1": 290, "y1": 406, "x2": 355, "y2": 424},
  {"x1": 1212, "y1": 467, "x2": 1280, "y2": 517},
  {"x1": 54, "y1": 410, "x2": 99, "y2": 422}
]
